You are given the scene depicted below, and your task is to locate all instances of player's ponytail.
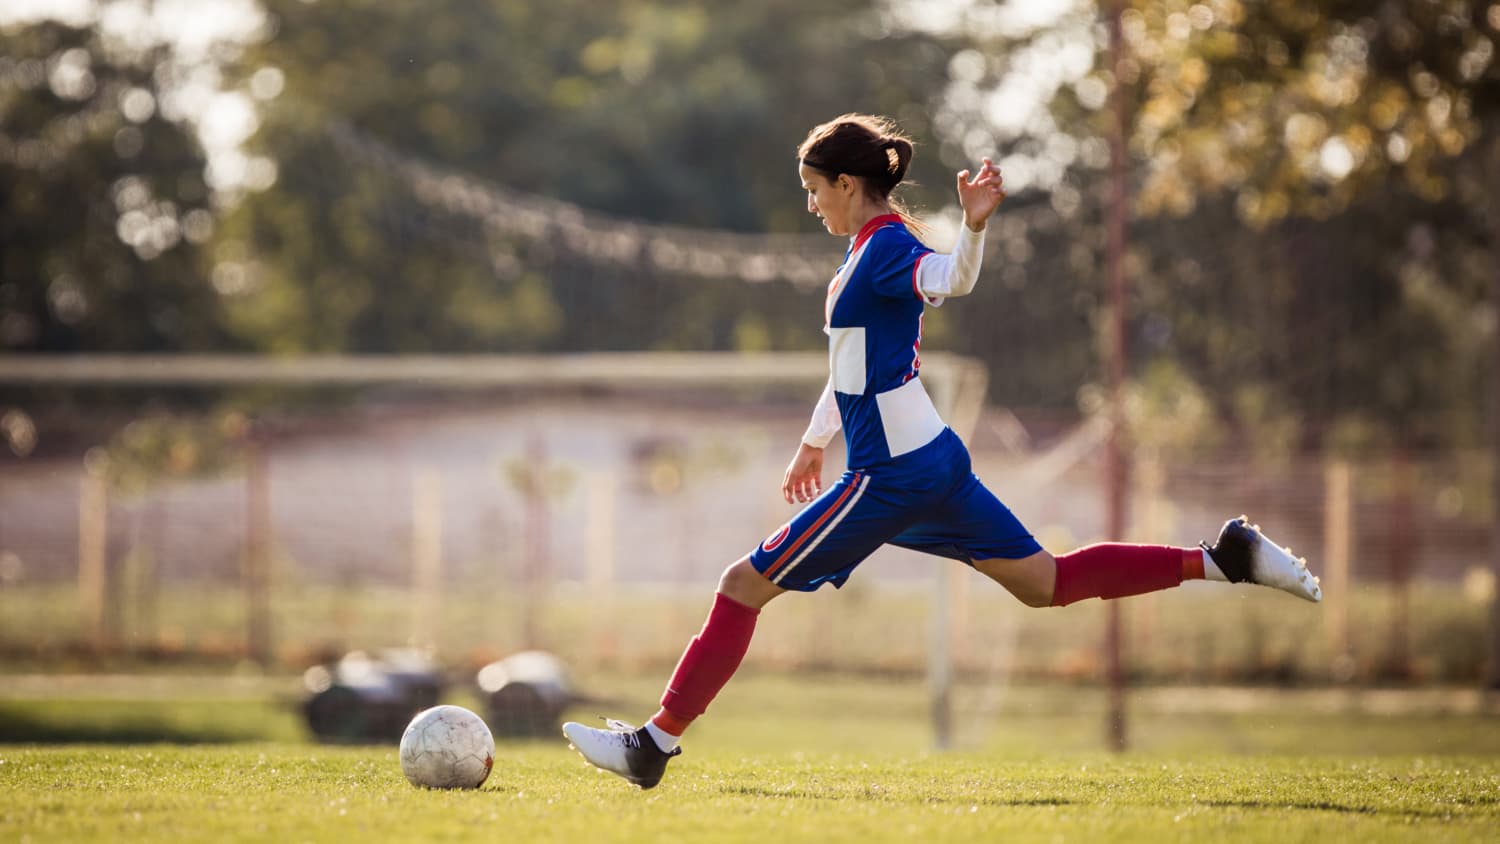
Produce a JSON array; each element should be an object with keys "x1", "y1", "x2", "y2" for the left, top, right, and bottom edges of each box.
[{"x1": 884, "y1": 137, "x2": 913, "y2": 188}]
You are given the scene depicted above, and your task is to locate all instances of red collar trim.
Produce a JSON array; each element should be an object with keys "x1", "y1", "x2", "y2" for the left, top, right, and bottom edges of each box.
[{"x1": 852, "y1": 213, "x2": 904, "y2": 252}]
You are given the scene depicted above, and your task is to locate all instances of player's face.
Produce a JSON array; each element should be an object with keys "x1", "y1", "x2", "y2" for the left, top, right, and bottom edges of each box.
[{"x1": 799, "y1": 163, "x2": 855, "y2": 237}]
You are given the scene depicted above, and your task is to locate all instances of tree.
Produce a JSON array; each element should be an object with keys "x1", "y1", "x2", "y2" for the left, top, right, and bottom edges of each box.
[
  {"x1": 943, "y1": 0, "x2": 1497, "y2": 448},
  {"x1": 215, "y1": 0, "x2": 961, "y2": 355},
  {"x1": 0, "y1": 20, "x2": 229, "y2": 353}
]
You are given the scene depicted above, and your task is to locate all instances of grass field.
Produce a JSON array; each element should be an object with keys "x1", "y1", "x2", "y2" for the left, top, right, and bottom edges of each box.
[{"x1": 2, "y1": 672, "x2": 1498, "y2": 842}]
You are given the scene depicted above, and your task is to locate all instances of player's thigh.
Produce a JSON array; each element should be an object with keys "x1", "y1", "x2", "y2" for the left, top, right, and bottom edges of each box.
[
  {"x1": 891, "y1": 473, "x2": 1055, "y2": 605},
  {"x1": 893, "y1": 473, "x2": 1041, "y2": 559},
  {"x1": 749, "y1": 470, "x2": 915, "y2": 592}
]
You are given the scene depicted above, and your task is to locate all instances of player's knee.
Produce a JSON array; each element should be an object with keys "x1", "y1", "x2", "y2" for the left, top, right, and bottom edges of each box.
[
  {"x1": 715, "y1": 559, "x2": 753, "y2": 594},
  {"x1": 1018, "y1": 586, "x2": 1052, "y2": 609},
  {"x1": 976, "y1": 551, "x2": 1056, "y2": 608},
  {"x1": 717, "y1": 558, "x2": 782, "y2": 608},
  {"x1": 1008, "y1": 575, "x2": 1052, "y2": 608}
]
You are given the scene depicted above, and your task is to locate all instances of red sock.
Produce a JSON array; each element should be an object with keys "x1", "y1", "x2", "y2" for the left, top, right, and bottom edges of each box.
[
  {"x1": 1049, "y1": 543, "x2": 1199, "y2": 607},
  {"x1": 651, "y1": 592, "x2": 759, "y2": 737}
]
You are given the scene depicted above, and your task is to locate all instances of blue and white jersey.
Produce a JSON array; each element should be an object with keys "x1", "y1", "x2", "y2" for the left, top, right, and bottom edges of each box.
[
  {"x1": 798, "y1": 212, "x2": 995, "y2": 469},
  {"x1": 822, "y1": 213, "x2": 941, "y2": 468}
]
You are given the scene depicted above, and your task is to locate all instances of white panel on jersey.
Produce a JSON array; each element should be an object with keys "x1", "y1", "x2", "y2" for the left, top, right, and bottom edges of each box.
[
  {"x1": 829, "y1": 326, "x2": 867, "y2": 395},
  {"x1": 874, "y1": 377, "x2": 946, "y2": 457}
]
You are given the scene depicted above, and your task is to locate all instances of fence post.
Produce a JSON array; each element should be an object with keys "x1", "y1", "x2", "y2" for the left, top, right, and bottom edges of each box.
[
  {"x1": 139, "y1": 498, "x2": 164, "y2": 652},
  {"x1": 411, "y1": 468, "x2": 443, "y2": 649},
  {"x1": 1323, "y1": 459, "x2": 1353, "y2": 677},
  {"x1": 521, "y1": 434, "x2": 550, "y2": 650},
  {"x1": 1133, "y1": 449, "x2": 1167, "y2": 651},
  {"x1": 78, "y1": 450, "x2": 109, "y2": 653},
  {"x1": 585, "y1": 469, "x2": 617, "y2": 663},
  {"x1": 244, "y1": 436, "x2": 273, "y2": 667},
  {"x1": 1383, "y1": 450, "x2": 1415, "y2": 681}
]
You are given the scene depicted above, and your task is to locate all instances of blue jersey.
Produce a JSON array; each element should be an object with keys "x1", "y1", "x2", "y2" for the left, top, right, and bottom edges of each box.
[{"x1": 825, "y1": 214, "x2": 946, "y2": 468}]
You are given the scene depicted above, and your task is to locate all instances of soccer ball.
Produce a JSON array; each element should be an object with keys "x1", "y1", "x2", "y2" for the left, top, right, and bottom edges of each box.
[{"x1": 398, "y1": 705, "x2": 495, "y2": 789}]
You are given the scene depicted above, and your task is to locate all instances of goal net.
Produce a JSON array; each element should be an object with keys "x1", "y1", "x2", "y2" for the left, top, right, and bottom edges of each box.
[{"x1": 0, "y1": 351, "x2": 1031, "y2": 749}]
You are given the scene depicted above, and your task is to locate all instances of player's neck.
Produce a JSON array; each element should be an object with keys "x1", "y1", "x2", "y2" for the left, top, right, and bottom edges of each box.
[{"x1": 846, "y1": 201, "x2": 896, "y2": 237}]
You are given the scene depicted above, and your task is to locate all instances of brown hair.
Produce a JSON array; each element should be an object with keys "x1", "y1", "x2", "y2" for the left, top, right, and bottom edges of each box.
[{"x1": 797, "y1": 113, "x2": 923, "y2": 233}]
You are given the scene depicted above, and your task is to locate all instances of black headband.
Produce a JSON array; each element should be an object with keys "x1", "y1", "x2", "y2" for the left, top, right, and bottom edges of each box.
[{"x1": 801, "y1": 145, "x2": 901, "y2": 180}]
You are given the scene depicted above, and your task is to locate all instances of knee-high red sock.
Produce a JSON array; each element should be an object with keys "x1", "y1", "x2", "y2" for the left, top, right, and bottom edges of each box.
[
  {"x1": 650, "y1": 592, "x2": 759, "y2": 736},
  {"x1": 1050, "y1": 543, "x2": 1200, "y2": 607}
]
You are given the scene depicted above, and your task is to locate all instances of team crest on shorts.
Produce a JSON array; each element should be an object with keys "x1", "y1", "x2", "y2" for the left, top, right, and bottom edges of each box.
[{"x1": 761, "y1": 523, "x2": 791, "y2": 553}]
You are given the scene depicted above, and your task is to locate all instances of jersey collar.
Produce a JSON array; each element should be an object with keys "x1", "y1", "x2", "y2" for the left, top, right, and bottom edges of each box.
[{"x1": 850, "y1": 213, "x2": 904, "y2": 253}]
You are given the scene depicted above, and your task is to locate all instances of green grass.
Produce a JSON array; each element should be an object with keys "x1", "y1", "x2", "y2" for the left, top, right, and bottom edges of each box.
[
  {"x1": 4, "y1": 745, "x2": 1497, "y2": 844},
  {"x1": 2, "y1": 673, "x2": 1499, "y2": 842}
]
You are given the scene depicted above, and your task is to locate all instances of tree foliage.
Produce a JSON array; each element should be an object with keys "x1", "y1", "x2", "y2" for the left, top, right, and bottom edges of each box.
[
  {"x1": 951, "y1": 0, "x2": 1498, "y2": 448},
  {"x1": 1120, "y1": 0, "x2": 1497, "y2": 448},
  {"x1": 0, "y1": 20, "x2": 229, "y2": 353},
  {"x1": 216, "y1": 0, "x2": 959, "y2": 354}
]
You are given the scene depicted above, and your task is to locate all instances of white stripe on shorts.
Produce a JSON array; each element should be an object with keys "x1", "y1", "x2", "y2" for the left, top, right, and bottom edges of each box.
[{"x1": 772, "y1": 473, "x2": 872, "y2": 586}]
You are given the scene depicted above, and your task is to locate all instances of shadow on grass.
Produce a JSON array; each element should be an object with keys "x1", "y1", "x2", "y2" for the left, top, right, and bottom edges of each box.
[
  {"x1": 0, "y1": 704, "x2": 248, "y2": 745},
  {"x1": 719, "y1": 783, "x2": 1072, "y2": 807},
  {"x1": 1203, "y1": 799, "x2": 1489, "y2": 819}
]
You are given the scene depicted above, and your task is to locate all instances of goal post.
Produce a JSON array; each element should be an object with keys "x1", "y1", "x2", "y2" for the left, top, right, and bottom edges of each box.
[{"x1": 0, "y1": 351, "x2": 987, "y2": 750}]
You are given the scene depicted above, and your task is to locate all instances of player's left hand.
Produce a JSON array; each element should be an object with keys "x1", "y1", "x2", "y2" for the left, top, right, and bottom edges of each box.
[{"x1": 957, "y1": 157, "x2": 1005, "y2": 232}]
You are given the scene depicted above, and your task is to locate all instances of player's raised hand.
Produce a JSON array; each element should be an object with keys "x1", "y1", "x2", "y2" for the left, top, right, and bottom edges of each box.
[
  {"x1": 956, "y1": 157, "x2": 1006, "y2": 232},
  {"x1": 781, "y1": 442, "x2": 825, "y2": 505}
]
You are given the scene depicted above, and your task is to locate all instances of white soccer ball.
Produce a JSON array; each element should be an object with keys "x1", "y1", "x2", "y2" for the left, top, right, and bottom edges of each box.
[{"x1": 398, "y1": 705, "x2": 495, "y2": 789}]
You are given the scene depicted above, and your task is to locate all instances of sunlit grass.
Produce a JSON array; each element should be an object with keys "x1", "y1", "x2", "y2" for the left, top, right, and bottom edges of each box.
[
  {"x1": 2, "y1": 743, "x2": 1496, "y2": 843},
  {"x1": 2, "y1": 673, "x2": 1499, "y2": 842}
]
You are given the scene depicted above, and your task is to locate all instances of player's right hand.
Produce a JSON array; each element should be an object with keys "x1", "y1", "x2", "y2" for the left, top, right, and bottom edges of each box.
[
  {"x1": 782, "y1": 443, "x2": 825, "y2": 505},
  {"x1": 957, "y1": 157, "x2": 1005, "y2": 231}
]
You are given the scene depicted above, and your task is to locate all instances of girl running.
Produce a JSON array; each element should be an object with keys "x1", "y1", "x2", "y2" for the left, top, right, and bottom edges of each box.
[{"x1": 564, "y1": 113, "x2": 1320, "y2": 789}]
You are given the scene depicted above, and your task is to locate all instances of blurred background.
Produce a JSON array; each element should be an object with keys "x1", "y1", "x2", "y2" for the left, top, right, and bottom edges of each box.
[{"x1": 1, "y1": 0, "x2": 1497, "y2": 751}]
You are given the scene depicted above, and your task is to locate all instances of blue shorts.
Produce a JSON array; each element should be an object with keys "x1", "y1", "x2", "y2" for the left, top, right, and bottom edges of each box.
[{"x1": 749, "y1": 428, "x2": 1042, "y2": 591}]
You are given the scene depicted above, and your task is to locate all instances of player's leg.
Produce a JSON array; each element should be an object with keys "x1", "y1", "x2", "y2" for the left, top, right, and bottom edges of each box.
[
  {"x1": 897, "y1": 474, "x2": 1319, "y2": 605},
  {"x1": 1043, "y1": 514, "x2": 1320, "y2": 604},
  {"x1": 561, "y1": 557, "x2": 780, "y2": 789},
  {"x1": 1036, "y1": 541, "x2": 1204, "y2": 606},
  {"x1": 643, "y1": 558, "x2": 780, "y2": 750},
  {"x1": 564, "y1": 468, "x2": 899, "y2": 788},
  {"x1": 969, "y1": 550, "x2": 1055, "y2": 608},
  {"x1": 646, "y1": 469, "x2": 902, "y2": 745}
]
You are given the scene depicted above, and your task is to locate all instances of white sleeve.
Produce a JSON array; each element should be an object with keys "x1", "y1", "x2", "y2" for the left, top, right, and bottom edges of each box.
[
  {"x1": 914, "y1": 223, "x2": 987, "y2": 304},
  {"x1": 801, "y1": 378, "x2": 842, "y2": 448}
]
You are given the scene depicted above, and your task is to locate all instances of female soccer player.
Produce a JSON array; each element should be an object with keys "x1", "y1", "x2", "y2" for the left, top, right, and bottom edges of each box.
[{"x1": 564, "y1": 114, "x2": 1319, "y2": 789}]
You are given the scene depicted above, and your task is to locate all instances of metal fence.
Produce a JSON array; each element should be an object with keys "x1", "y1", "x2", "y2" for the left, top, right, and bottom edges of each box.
[{"x1": 1, "y1": 380, "x2": 1490, "y2": 687}]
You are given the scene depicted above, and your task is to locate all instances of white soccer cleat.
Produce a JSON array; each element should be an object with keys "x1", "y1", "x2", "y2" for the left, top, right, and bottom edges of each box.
[
  {"x1": 1202, "y1": 516, "x2": 1322, "y2": 603},
  {"x1": 562, "y1": 719, "x2": 680, "y2": 789}
]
